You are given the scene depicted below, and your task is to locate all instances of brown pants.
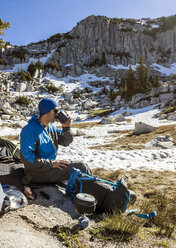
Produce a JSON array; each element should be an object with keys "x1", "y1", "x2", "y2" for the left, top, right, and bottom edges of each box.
[{"x1": 25, "y1": 162, "x2": 92, "y2": 184}]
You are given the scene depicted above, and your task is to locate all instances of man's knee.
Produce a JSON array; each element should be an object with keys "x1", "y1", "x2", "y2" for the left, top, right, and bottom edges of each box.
[{"x1": 69, "y1": 162, "x2": 92, "y2": 175}]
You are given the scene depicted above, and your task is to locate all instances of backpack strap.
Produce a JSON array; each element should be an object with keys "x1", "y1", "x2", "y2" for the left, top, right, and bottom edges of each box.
[
  {"x1": 125, "y1": 209, "x2": 157, "y2": 219},
  {"x1": 122, "y1": 191, "x2": 130, "y2": 213},
  {"x1": 80, "y1": 172, "x2": 118, "y2": 189},
  {"x1": 66, "y1": 168, "x2": 129, "y2": 198},
  {"x1": 66, "y1": 168, "x2": 82, "y2": 198}
]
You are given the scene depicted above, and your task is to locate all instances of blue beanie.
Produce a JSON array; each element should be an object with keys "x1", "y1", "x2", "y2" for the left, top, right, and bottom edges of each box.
[{"x1": 38, "y1": 98, "x2": 58, "y2": 117}]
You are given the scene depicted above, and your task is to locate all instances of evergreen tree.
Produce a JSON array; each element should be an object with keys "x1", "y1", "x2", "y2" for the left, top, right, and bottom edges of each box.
[
  {"x1": 136, "y1": 55, "x2": 150, "y2": 93},
  {"x1": 152, "y1": 73, "x2": 160, "y2": 87},
  {"x1": 19, "y1": 69, "x2": 27, "y2": 81},
  {"x1": 101, "y1": 52, "x2": 106, "y2": 65},
  {"x1": 36, "y1": 59, "x2": 44, "y2": 70},
  {"x1": 26, "y1": 71, "x2": 33, "y2": 81},
  {"x1": 125, "y1": 65, "x2": 137, "y2": 100},
  {"x1": 149, "y1": 75, "x2": 154, "y2": 85},
  {"x1": 109, "y1": 88, "x2": 116, "y2": 101},
  {"x1": 0, "y1": 18, "x2": 10, "y2": 48},
  {"x1": 27, "y1": 61, "x2": 36, "y2": 78},
  {"x1": 0, "y1": 57, "x2": 6, "y2": 65},
  {"x1": 119, "y1": 77, "x2": 126, "y2": 97},
  {"x1": 119, "y1": 57, "x2": 160, "y2": 101},
  {"x1": 102, "y1": 85, "x2": 108, "y2": 95},
  {"x1": 114, "y1": 77, "x2": 118, "y2": 87}
]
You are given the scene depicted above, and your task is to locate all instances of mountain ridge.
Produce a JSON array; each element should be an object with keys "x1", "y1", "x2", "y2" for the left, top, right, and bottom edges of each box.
[{"x1": 0, "y1": 14, "x2": 176, "y2": 78}]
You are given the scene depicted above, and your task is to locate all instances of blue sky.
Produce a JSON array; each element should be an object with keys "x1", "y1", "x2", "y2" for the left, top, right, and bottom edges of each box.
[{"x1": 1, "y1": 0, "x2": 176, "y2": 46}]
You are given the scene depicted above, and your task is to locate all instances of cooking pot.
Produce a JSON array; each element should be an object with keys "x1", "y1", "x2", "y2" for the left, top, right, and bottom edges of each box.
[{"x1": 74, "y1": 193, "x2": 97, "y2": 215}]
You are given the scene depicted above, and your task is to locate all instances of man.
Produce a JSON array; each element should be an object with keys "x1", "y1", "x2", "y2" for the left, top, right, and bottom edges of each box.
[{"x1": 20, "y1": 97, "x2": 91, "y2": 185}]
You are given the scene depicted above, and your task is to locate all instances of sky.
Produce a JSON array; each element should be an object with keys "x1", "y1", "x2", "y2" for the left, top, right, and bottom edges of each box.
[{"x1": 1, "y1": 0, "x2": 176, "y2": 46}]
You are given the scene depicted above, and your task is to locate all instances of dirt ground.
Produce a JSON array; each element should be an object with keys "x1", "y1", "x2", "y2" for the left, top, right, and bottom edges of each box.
[{"x1": 0, "y1": 169, "x2": 175, "y2": 248}]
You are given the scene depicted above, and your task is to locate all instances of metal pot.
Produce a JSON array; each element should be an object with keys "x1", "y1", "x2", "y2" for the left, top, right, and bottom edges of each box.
[{"x1": 74, "y1": 193, "x2": 97, "y2": 214}]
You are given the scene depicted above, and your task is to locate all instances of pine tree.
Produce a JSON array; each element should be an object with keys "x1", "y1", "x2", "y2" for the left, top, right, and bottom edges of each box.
[
  {"x1": 101, "y1": 52, "x2": 106, "y2": 65},
  {"x1": 27, "y1": 61, "x2": 36, "y2": 78},
  {"x1": 19, "y1": 69, "x2": 27, "y2": 81},
  {"x1": 102, "y1": 85, "x2": 108, "y2": 95},
  {"x1": 152, "y1": 73, "x2": 160, "y2": 87},
  {"x1": 136, "y1": 55, "x2": 150, "y2": 93},
  {"x1": 114, "y1": 77, "x2": 118, "y2": 87},
  {"x1": 0, "y1": 18, "x2": 10, "y2": 48},
  {"x1": 119, "y1": 77, "x2": 126, "y2": 98},
  {"x1": 125, "y1": 65, "x2": 137, "y2": 100},
  {"x1": 36, "y1": 59, "x2": 44, "y2": 70},
  {"x1": 26, "y1": 71, "x2": 33, "y2": 81},
  {"x1": 109, "y1": 88, "x2": 116, "y2": 101}
]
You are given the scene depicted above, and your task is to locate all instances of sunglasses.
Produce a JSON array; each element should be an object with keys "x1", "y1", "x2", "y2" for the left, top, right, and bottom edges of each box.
[{"x1": 53, "y1": 109, "x2": 58, "y2": 113}]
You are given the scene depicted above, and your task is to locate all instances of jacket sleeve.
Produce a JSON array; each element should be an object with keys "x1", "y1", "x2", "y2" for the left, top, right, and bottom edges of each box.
[
  {"x1": 56, "y1": 126, "x2": 73, "y2": 147},
  {"x1": 20, "y1": 152, "x2": 53, "y2": 172},
  {"x1": 20, "y1": 126, "x2": 53, "y2": 171}
]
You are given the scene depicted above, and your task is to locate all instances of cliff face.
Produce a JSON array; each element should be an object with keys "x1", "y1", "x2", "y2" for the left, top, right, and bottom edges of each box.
[
  {"x1": 1, "y1": 15, "x2": 176, "y2": 76},
  {"x1": 55, "y1": 15, "x2": 176, "y2": 67}
]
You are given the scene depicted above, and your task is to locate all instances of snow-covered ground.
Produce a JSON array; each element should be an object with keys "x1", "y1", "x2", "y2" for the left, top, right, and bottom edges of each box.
[
  {"x1": 108, "y1": 62, "x2": 176, "y2": 76},
  {"x1": 3, "y1": 49, "x2": 176, "y2": 76},
  {"x1": 57, "y1": 107, "x2": 176, "y2": 172},
  {"x1": 3, "y1": 49, "x2": 56, "y2": 72},
  {"x1": 1, "y1": 104, "x2": 176, "y2": 172}
]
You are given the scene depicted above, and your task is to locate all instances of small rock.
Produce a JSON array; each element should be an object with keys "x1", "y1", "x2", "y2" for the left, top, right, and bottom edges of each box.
[
  {"x1": 145, "y1": 135, "x2": 174, "y2": 149},
  {"x1": 1, "y1": 114, "x2": 11, "y2": 120},
  {"x1": 135, "y1": 122, "x2": 155, "y2": 135},
  {"x1": 74, "y1": 130, "x2": 85, "y2": 136}
]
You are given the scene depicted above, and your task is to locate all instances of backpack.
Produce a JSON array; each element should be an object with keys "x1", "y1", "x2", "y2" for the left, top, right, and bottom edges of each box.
[
  {"x1": 66, "y1": 167, "x2": 130, "y2": 213},
  {"x1": 0, "y1": 137, "x2": 21, "y2": 163}
]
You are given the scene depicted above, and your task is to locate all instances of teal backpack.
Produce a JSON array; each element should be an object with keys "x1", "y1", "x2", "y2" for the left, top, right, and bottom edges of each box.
[{"x1": 66, "y1": 167, "x2": 130, "y2": 213}]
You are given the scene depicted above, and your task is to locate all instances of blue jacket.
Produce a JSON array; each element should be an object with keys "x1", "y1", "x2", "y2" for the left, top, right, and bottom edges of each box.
[{"x1": 20, "y1": 116, "x2": 73, "y2": 173}]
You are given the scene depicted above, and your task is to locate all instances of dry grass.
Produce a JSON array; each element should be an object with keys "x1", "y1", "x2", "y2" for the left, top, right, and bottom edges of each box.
[
  {"x1": 56, "y1": 121, "x2": 101, "y2": 129},
  {"x1": 89, "y1": 124, "x2": 176, "y2": 150},
  {"x1": 89, "y1": 109, "x2": 113, "y2": 117},
  {"x1": 71, "y1": 121, "x2": 101, "y2": 129},
  {"x1": 1, "y1": 135, "x2": 19, "y2": 141},
  {"x1": 92, "y1": 212, "x2": 140, "y2": 242},
  {"x1": 90, "y1": 168, "x2": 176, "y2": 246}
]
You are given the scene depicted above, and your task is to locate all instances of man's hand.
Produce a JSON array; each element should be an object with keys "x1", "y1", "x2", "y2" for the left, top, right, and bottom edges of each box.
[{"x1": 52, "y1": 160, "x2": 69, "y2": 170}]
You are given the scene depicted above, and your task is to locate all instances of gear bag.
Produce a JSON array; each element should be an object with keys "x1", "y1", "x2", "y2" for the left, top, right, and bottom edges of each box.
[
  {"x1": 0, "y1": 137, "x2": 21, "y2": 163},
  {"x1": 66, "y1": 167, "x2": 130, "y2": 213}
]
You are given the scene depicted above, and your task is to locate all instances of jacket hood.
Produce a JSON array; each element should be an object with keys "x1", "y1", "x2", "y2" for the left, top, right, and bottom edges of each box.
[{"x1": 28, "y1": 116, "x2": 41, "y2": 126}]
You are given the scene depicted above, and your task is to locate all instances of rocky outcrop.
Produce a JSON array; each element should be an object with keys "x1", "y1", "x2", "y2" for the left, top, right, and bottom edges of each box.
[
  {"x1": 129, "y1": 83, "x2": 176, "y2": 109},
  {"x1": 145, "y1": 135, "x2": 174, "y2": 149},
  {"x1": 1, "y1": 15, "x2": 176, "y2": 77},
  {"x1": 49, "y1": 15, "x2": 176, "y2": 71},
  {"x1": 0, "y1": 70, "x2": 176, "y2": 126},
  {"x1": 66, "y1": 15, "x2": 176, "y2": 67},
  {"x1": 99, "y1": 114, "x2": 126, "y2": 124}
]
